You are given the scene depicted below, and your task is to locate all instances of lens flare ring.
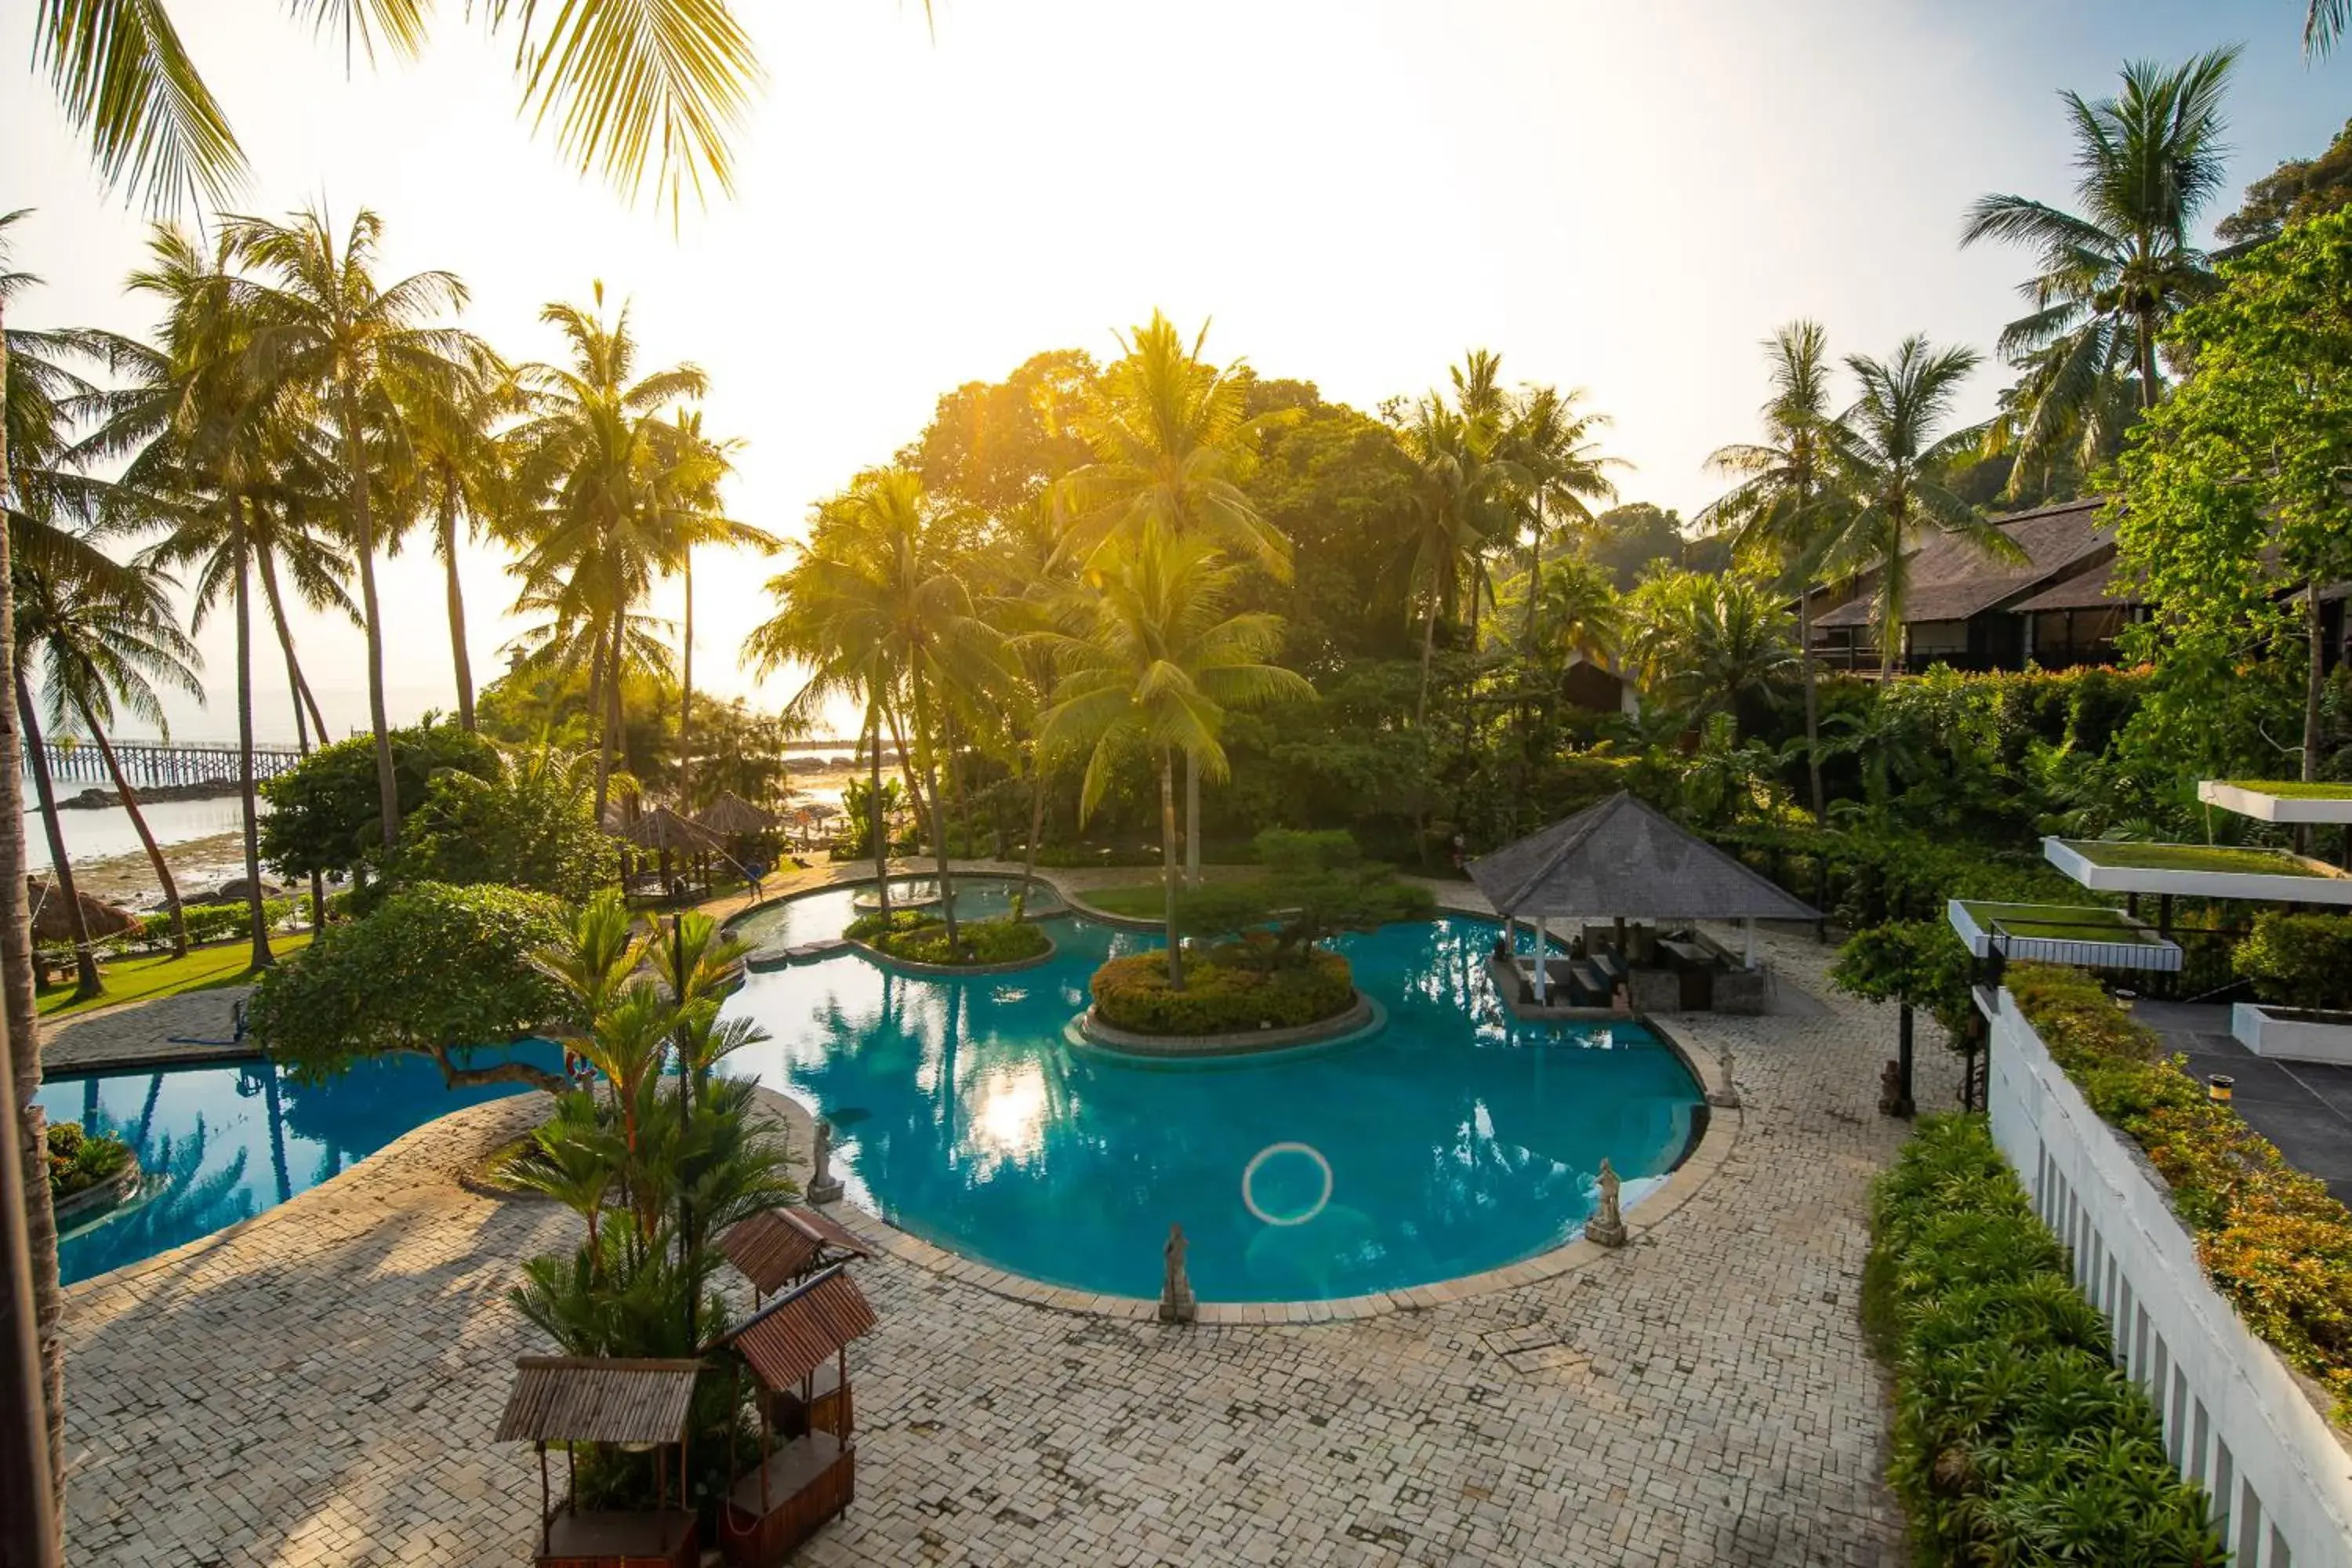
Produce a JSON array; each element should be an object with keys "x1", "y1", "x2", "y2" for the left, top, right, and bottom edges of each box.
[{"x1": 1242, "y1": 1141, "x2": 1334, "y2": 1227}]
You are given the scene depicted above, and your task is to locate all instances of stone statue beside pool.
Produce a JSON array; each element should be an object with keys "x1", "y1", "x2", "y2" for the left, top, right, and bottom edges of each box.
[
  {"x1": 808, "y1": 1117, "x2": 844, "y2": 1205},
  {"x1": 1584, "y1": 1159, "x2": 1627, "y2": 1247},
  {"x1": 1160, "y1": 1224, "x2": 1196, "y2": 1323}
]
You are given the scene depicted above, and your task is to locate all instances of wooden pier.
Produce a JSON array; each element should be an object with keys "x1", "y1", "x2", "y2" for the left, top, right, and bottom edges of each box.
[{"x1": 27, "y1": 739, "x2": 305, "y2": 789}]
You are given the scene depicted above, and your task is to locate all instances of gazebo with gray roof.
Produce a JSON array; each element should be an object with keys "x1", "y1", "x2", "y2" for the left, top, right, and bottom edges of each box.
[{"x1": 1466, "y1": 791, "x2": 1820, "y2": 1004}]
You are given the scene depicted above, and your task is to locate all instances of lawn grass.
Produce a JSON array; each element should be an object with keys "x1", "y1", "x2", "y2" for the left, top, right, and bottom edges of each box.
[
  {"x1": 36, "y1": 931, "x2": 314, "y2": 1021},
  {"x1": 2067, "y1": 840, "x2": 2325, "y2": 877},
  {"x1": 1958, "y1": 902, "x2": 2160, "y2": 946},
  {"x1": 1079, "y1": 870, "x2": 1262, "y2": 920},
  {"x1": 2219, "y1": 779, "x2": 2352, "y2": 800}
]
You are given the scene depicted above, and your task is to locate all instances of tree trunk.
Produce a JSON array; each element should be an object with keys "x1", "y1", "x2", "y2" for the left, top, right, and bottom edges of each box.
[
  {"x1": 1521, "y1": 494, "x2": 1544, "y2": 648},
  {"x1": 256, "y1": 548, "x2": 326, "y2": 745},
  {"x1": 588, "y1": 615, "x2": 613, "y2": 825},
  {"x1": 339, "y1": 385, "x2": 399, "y2": 850},
  {"x1": 13, "y1": 680, "x2": 101, "y2": 1002},
  {"x1": 234, "y1": 536, "x2": 274, "y2": 972},
  {"x1": 2303, "y1": 580, "x2": 2326, "y2": 858},
  {"x1": 1184, "y1": 751, "x2": 1201, "y2": 888},
  {"x1": 676, "y1": 550, "x2": 693, "y2": 811},
  {"x1": 1416, "y1": 585, "x2": 1439, "y2": 730},
  {"x1": 1159, "y1": 750, "x2": 1184, "y2": 991},
  {"x1": 604, "y1": 612, "x2": 625, "y2": 805},
  {"x1": 81, "y1": 710, "x2": 187, "y2": 959},
  {"x1": 2136, "y1": 310, "x2": 2159, "y2": 412},
  {"x1": 0, "y1": 303, "x2": 67, "y2": 1552},
  {"x1": 865, "y1": 699, "x2": 890, "y2": 921},
  {"x1": 441, "y1": 489, "x2": 475, "y2": 732},
  {"x1": 909, "y1": 677, "x2": 956, "y2": 948},
  {"x1": 1799, "y1": 590, "x2": 1824, "y2": 819},
  {"x1": 1016, "y1": 760, "x2": 1047, "y2": 924}
]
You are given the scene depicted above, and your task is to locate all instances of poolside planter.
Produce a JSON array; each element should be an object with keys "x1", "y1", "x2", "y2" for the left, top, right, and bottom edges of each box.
[
  {"x1": 1946, "y1": 899, "x2": 2182, "y2": 972},
  {"x1": 2198, "y1": 781, "x2": 2352, "y2": 826},
  {"x1": 2042, "y1": 837, "x2": 2352, "y2": 906},
  {"x1": 2230, "y1": 1003, "x2": 2352, "y2": 1066}
]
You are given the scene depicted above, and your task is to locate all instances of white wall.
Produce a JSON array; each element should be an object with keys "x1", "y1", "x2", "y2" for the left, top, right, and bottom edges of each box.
[{"x1": 1983, "y1": 989, "x2": 2352, "y2": 1568}]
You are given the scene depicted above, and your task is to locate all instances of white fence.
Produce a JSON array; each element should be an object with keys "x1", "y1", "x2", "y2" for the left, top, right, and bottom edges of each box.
[{"x1": 1983, "y1": 987, "x2": 2352, "y2": 1568}]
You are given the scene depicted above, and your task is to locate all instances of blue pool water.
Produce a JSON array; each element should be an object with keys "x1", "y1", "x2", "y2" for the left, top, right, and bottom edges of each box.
[
  {"x1": 724, "y1": 883, "x2": 1703, "y2": 1303},
  {"x1": 35, "y1": 1042, "x2": 561, "y2": 1285}
]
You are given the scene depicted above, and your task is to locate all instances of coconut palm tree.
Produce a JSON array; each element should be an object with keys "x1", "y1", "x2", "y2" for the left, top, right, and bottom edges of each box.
[
  {"x1": 1816, "y1": 337, "x2": 2026, "y2": 680},
  {"x1": 14, "y1": 551, "x2": 204, "y2": 960},
  {"x1": 395, "y1": 374, "x2": 512, "y2": 733},
  {"x1": 1700, "y1": 321, "x2": 1841, "y2": 816},
  {"x1": 26, "y1": 0, "x2": 761, "y2": 217},
  {"x1": 651, "y1": 410, "x2": 771, "y2": 812},
  {"x1": 2314, "y1": 2, "x2": 2347, "y2": 55},
  {"x1": 224, "y1": 206, "x2": 492, "y2": 850},
  {"x1": 1961, "y1": 49, "x2": 2239, "y2": 472},
  {"x1": 1504, "y1": 382, "x2": 1617, "y2": 648},
  {"x1": 504, "y1": 289, "x2": 706, "y2": 822},
  {"x1": 1395, "y1": 396, "x2": 1526, "y2": 730},
  {"x1": 1038, "y1": 535, "x2": 1312, "y2": 989},
  {"x1": 1054, "y1": 312, "x2": 1289, "y2": 885}
]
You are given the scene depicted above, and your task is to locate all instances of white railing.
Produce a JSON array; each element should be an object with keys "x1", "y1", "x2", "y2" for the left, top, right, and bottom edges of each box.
[{"x1": 1982, "y1": 987, "x2": 2352, "y2": 1568}]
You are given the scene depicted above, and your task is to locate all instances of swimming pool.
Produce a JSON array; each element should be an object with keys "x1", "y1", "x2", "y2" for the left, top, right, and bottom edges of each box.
[
  {"x1": 34, "y1": 1041, "x2": 561, "y2": 1286},
  {"x1": 723, "y1": 880, "x2": 1703, "y2": 1304},
  {"x1": 730, "y1": 876, "x2": 1062, "y2": 950}
]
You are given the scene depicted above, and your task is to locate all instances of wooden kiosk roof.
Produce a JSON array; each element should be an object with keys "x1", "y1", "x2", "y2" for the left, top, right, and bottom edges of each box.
[
  {"x1": 721, "y1": 1207, "x2": 874, "y2": 1296},
  {"x1": 610, "y1": 806, "x2": 724, "y2": 854},
  {"x1": 714, "y1": 1265, "x2": 877, "y2": 1391},
  {"x1": 495, "y1": 1357, "x2": 702, "y2": 1445}
]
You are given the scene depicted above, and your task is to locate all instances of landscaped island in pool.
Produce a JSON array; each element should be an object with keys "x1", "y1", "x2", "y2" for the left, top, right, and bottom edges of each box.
[{"x1": 720, "y1": 876, "x2": 1705, "y2": 1305}]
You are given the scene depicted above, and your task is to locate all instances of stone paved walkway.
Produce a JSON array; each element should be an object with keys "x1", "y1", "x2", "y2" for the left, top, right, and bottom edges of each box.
[
  {"x1": 61, "y1": 916, "x2": 1948, "y2": 1567},
  {"x1": 44, "y1": 984, "x2": 259, "y2": 1075}
]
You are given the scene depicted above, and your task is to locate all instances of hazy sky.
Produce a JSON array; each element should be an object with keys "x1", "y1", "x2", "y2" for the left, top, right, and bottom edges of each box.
[{"x1": 5, "y1": 0, "x2": 2343, "y2": 746}]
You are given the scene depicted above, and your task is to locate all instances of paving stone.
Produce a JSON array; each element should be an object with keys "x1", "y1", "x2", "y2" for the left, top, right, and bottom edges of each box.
[{"x1": 61, "y1": 885, "x2": 1933, "y2": 1566}]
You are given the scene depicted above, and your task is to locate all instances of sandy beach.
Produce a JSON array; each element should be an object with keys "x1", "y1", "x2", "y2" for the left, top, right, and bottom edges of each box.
[{"x1": 64, "y1": 830, "x2": 258, "y2": 910}]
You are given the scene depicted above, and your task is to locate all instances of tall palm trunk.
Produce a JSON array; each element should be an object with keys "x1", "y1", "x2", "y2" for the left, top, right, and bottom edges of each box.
[
  {"x1": 1159, "y1": 750, "x2": 1183, "y2": 990},
  {"x1": 1184, "y1": 753, "x2": 1201, "y2": 888},
  {"x1": 1415, "y1": 584, "x2": 1440, "y2": 729},
  {"x1": 338, "y1": 385, "x2": 399, "y2": 850},
  {"x1": 677, "y1": 550, "x2": 693, "y2": 810},
  {"x1": 440, "y1": 488, "x2": 475, "y2": 732},
  {"x1": 2136, "y1": 309, "x2": 2160, "y2": 412},
  {"x1": 267, "y1": 611, "x2": 329, "y2": 932},
  {"x1": 1016, "y1": 757, "x2": 1047, "y2": 924},
  {"x1": 587, "y1": 617, "x2": 613, "y2": 824},
  {"x1": 909, "y1": 675, "x2": 956, "y2": 947},
  {"x1": 864, "y1": 699, "x2": 890, "y2": 921},
  {"x1": 1520, "y1": 494, "x2": 1544, "y2": 648},
  {"x1": 0, "y1": 304, "x2": 68, "y2": 1551},
  {"x1": 604, "y1": 611, "x2": 625, "y2": 806},
  {"x1": 233, "y1": 534, "x2": 274, "y2": 971},
  {"x1": 1798, "y1": 590, "x2": 1823, "y2": 819},
  {"x1": 255, "y1": 549, "x2": 327, "y2": 743},
  {"x1": 13, "y1": 681, "x2": 98, "y2": 1003},
  {"x1": 79, "y1": 708, "x2": 187, "y2": 959},
  {"x1": 2303, "y1": 581, "x2": 2326, "y2": 858}
]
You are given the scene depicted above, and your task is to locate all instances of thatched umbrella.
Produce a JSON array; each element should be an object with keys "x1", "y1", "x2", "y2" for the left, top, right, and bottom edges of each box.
[
  {"x1": 695, "y1": 791, "x2": 783, "y2": 840},
  {"x1": 612, "y1": 805, "x2": 725, "y2": 893}
]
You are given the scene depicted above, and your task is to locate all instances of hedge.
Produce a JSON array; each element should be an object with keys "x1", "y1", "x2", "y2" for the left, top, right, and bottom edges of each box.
[
  {"x1": 1867, "y1": 1115, "x2": 2225, "y2": 1563},
  {"x1": 2009, "y1": 963, "x2": 2352, "y2": 1423},
  {"x1": 2232, "y1": 911, "x2": 2352, "y2": 1011},
  {"x1": 1091, "y1": 947, "x2": 1355, "y2": 1036},
  {"x1": 847, "y1": 911, "x2": 1051, "y2": 967}
]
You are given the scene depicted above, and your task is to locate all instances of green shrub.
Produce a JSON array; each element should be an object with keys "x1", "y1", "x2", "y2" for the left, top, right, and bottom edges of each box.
[
  {"x1": 176, "y1": 898, "x2": 297, "y2": 946},
  {"x1": 2009, "y1": 964, "x2": 2352, "y2": 1421},
  {"x1": 45, "y1": 1120, "x2": 132, "y2": 1200},
  {"x1": 2233, "y1": 911, "x2": 2352, "y2": 1011},
  {"x1": 1091, "y1": 948, "x2": 1355, "y2": 1035},
  {"x1": 1869, "y1": 1116, "x2": 2224, "y2": 1563},
  {"x1": 849, "y1": 912, "x2": 1051, "y2": 967}
]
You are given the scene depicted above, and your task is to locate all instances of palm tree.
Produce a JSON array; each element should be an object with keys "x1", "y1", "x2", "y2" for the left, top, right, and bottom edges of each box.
[
  {"x1": 27, "y1": 0, "x2": 760, "y2": 216},
  {"x1": 1038, "y1": 535, "x2": 1312, "y2": 988},
  {"x1": 651, "y1": 410, "x2": 771, "y2": 812},
  {"x1": 1700, "y1": 321, "x2": 1840, "y2": 816},
  {"x1": 395, "y1": 374, "x2": 511, "y2": 733},
  {"x1": 1961, "y1": 49, "x2": 2238, "y2": 474},
  {"x1": 1816, "y1": 337, "x2": 2026, "y2": 680},
  {"x1": 14, "y1": 551, "x2": 204, "y2": 960},
  {"x1": 504, "y1": 288, "x2": 706, "y2": 822},
  {"x1": 1395, "y1": 396, "x2": 1526, "y2": 729},
  {"x1": 1504, "y1": 382, "x2": 1617, "y2": 648},
  {"x1": 2314, "y1": 2, "x2": 2348, "y2": 55},
  {"x1": 225, "y1": 206, "x2": 491, "y2": 850},
  {"x1": 1530, "y1": 557, "x2": 1623, "y2": 674},
  {"x1": 1055, "y1": 311, "x2": 1289, "y2": 885},
  {"x1": 1624, "y1": 571, "x2": 1799, "y2": 729}
]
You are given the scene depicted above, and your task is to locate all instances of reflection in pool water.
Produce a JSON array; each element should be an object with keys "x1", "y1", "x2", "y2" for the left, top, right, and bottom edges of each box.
[
  {"x1": 722, "y1": 888, "x2": 1703, "y2": 1303},
  {"x1": 34, "y1": 1041, "x2": 562, "y2": 1286}
]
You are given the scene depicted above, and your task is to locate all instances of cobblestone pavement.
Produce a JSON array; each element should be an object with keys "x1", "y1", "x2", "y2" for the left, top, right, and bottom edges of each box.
[
  {"x1": 62, "y1": 918, "x2": 1947, "y2": 1567},
  {"x1": 43, "y1": 984, "x2": 258, "y2": 1074}
]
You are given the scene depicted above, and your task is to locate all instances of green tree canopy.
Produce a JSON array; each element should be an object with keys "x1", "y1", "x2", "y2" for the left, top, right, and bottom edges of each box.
[
  {"x1": 390, "y1": 743, "x2": 620, "y2": 902},
  {"x1": 248, "y1": 882, "x2": 570, "y2": 1091},
  {"x1": 260, "y1": 719, "x2": 499, "y2": 882}
]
